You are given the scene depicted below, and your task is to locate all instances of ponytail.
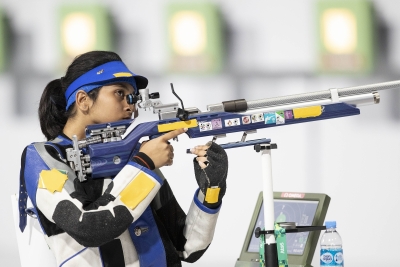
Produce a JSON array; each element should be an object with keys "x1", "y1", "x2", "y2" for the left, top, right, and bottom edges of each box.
[{"x1": 38, "y1": 79, "x2": 69, "y2": 140}]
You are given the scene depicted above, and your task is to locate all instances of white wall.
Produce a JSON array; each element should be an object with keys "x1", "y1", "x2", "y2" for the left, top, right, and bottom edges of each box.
[{"x1": 1, "y1": 1, "x2": 400, "y2": 266}]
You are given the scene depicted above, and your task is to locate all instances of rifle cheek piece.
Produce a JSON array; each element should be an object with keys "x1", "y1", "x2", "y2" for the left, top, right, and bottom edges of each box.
[{"x1": 222, "y1": 99, "x2": 248, "y2": 112}]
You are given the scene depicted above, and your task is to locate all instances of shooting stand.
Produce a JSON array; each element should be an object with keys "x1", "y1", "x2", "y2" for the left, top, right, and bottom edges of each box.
[{"x1": 253, "y1": 141, "x2": 326, "y2": 267}]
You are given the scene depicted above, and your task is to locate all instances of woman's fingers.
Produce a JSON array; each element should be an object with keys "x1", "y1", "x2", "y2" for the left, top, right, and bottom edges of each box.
[
  {"x1": 139, "y1": 137, "x2": 177, "y2": 168},
  {"x1": 198, "y1": 161, "x2": 207, "y2": 169},
  {"x1": 190, "y1": 143, "x2": 211, "y2": 169},
  {"x1": 195, "y1": 156, "x2": 209, "y2": 169},
  {"x1": 190, "y1": 145, "x2": 210, "y2": 156},
  {"x1": 195, "y1": 156, "x2": 207, "y2": 162}
]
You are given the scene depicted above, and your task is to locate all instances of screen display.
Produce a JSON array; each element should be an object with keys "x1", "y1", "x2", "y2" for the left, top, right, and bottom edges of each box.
[{"x1": 247, "y1": 199, "x2": 319, "y2": 255}]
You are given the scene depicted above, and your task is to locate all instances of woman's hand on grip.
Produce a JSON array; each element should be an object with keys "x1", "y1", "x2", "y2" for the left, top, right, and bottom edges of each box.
[{"x1": 139, "y1": 128, "x2": 187, "y2": 168}]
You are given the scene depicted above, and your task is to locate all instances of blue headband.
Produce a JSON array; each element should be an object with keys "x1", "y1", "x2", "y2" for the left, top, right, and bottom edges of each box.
[{"x1": 64, "y1": 61, "x2": 148, "y2": 110}]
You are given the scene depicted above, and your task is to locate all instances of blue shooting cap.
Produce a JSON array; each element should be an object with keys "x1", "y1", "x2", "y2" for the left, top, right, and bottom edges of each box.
[{"x1": 64, "y1": 61, "x2": 148, "y2": 110}]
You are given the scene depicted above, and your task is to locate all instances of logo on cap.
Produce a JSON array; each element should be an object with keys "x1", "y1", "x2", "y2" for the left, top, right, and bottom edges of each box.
[{"x1": 113, "y1": 72, "x2": 133, "y2": 77}]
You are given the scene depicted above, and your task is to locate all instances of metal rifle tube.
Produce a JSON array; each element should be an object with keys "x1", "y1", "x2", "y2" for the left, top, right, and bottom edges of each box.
[
  {"x1": 246, "y1": 80, "x2": 400, "y2": 110},
  {"x1": 206, "y1": 80, "x2": 399, "y2": 113},
  {"x1": 337, "y1": 79, "x2": 400, "y2": 96},
  {"x1": 242, "y1": 92, "x2": 378, "y2": 115}
]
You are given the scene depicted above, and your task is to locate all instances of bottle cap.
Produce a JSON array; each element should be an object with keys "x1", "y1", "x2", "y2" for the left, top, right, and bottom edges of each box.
[{"x1": 325, "y1": 221, "x2": 336, "y2": 228}]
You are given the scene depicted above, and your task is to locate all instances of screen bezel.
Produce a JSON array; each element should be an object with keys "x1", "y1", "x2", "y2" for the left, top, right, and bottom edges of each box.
[{"x1": 237, "y1": 191, "x2": 330, "y2": 266}]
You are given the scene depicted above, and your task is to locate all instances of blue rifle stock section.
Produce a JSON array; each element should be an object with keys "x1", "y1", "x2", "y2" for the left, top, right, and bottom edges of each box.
[
  {"x1": 184, "y1": 103, "x2": 359, "y2": 138},
  {"x1": 87, "y1": 121, "x2": 161, "y2": 178},
  {"x1": 87, "y1": 103, "x2": 359, "y2": 178},
  {"x1": 219, "y1": 139, "x2": 271, "y2": 150}
]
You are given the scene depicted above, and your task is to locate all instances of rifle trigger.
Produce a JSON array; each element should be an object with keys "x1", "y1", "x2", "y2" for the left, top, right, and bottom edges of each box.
[
  {"x1": 241, "y1": 130, "x2": 257, "y2": 142},
  {"x1": 211, "y1": 134, "x2": 226, "y2": 143}
]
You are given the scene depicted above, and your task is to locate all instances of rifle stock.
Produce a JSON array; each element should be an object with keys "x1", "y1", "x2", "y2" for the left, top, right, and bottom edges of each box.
[{"x1": 66, "y1": 80, "x2": 400, "y2": 181}]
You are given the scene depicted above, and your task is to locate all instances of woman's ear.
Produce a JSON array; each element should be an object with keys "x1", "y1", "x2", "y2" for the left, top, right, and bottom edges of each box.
[{"x1": 75, "y1": 90, "x2": 91, "y2": 113}]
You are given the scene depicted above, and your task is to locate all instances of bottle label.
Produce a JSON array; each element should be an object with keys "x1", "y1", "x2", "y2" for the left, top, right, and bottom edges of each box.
[{"x1": 320, "y1": 248, "x2": 343, "y2": 266}]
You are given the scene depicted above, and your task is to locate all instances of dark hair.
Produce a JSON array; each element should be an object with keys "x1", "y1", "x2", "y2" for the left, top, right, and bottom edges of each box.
[{"x1": 38, "y1": 51, "x2": 123, "y2": 140}]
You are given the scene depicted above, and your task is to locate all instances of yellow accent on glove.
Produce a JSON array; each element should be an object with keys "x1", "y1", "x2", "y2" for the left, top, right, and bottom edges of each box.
[{"x1": 205, "y1": 187, "x2": 220, "y2": 204}]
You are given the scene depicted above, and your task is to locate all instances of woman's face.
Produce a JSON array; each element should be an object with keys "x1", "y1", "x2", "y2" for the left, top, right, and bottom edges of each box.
[{"x1": 87, "y1": 82, "x2": 136, "y2": 124}]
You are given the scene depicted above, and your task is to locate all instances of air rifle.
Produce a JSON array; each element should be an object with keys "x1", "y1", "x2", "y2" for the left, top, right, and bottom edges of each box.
[{"x1": 66, "y1": 80, "x2": 400, "y2": 182}]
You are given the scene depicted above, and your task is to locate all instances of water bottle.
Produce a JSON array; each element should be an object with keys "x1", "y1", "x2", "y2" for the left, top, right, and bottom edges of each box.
[{"x1": 320, "y1": 221, "x2": 344, "y2": 267}]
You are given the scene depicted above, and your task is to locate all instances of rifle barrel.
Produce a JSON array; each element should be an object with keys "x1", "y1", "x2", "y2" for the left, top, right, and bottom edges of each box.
[{"x1": 247, "y1": 80, "x2": 400, "y2": 110}]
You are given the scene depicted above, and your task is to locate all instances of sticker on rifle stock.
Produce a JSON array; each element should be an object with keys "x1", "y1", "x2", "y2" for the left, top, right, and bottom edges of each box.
[
  {"x1": 251, "y1": 113, "x2": 264, "y2": 123},
  {"x1": 211, "y1": 118, "x2": 223, "y2": 129},
  {"x1": 264, "y1": 112, "x2": 276, "y2": 124},
  {"x1": 224, "y1": 118, "x2": 240, "y2": 127},
  {"x1": 293, "y1": 106, "x2": 322, "y2": 119},
  {"x1": 242, "y1": 116, "x2": 251, "y2": 124},
  {"x1": 275, "y1": 111, "x2": 285, "y2": 125},
  {"x1": 284, "y1": 110, "x2": 294, "y2": 120},
  {"x1": 158, "y1": 119, "x2": 198, "y2": 132},
  {"x1": 199, "y1": 121, "x2": 212, "y2": 132}
]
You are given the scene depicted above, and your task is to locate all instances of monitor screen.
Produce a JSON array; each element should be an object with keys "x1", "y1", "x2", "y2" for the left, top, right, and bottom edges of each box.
[
  {"x1": 247, "y1": 199, "x2": 319, "y2": 255},
  {"x1": 235, "y1": 192, "x2": 330, "y2": 267}
]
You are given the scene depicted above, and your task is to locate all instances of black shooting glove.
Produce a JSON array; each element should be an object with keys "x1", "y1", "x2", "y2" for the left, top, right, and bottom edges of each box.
[{"x1": 193, "y1": 142, "x2": 228, "y2": 208}]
